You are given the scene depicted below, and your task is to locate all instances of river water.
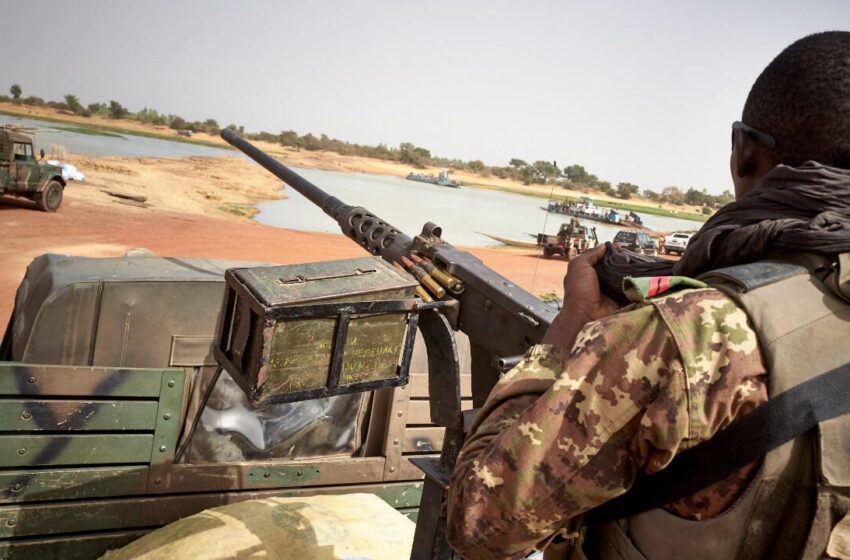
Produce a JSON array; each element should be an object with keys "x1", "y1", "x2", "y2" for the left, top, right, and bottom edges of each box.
[{"x1": 1, "y1": 115, "x2": 705, "y2": 245}]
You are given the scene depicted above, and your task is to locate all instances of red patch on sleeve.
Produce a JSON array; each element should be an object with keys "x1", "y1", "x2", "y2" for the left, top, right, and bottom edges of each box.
[{"x1": 647, "y1": 276, "x2": 671, "y2": 298}]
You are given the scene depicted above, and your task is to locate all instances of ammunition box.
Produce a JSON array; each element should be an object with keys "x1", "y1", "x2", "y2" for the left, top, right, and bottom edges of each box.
[{"x1": 215, "y1": 257, "x2": 419, "y2": 406}]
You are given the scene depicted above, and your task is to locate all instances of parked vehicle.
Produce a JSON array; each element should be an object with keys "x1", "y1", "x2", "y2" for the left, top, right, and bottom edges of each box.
[
  {"x1": 0, "y1": 127, "x2": 66, "y2": 211},
  {"x1": 663, "y1": 232, "x2": 693, "y2": 255},
  {"x1": 614, "y1": 229, "x2": 657, "y2": 255},
  {"x1": 537, "y1": 219, "x2": 598, "y2": 259}
]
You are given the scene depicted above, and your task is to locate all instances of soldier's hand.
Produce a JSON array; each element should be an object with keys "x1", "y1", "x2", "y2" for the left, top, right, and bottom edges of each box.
[{"x1": 542, "y1": 244, "x2": 619, "y2": 350}]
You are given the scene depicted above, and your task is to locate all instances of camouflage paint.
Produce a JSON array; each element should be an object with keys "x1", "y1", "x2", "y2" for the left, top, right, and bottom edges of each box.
[{"x1": 0, "y1": 129, "x2": 64, "y2": 195}]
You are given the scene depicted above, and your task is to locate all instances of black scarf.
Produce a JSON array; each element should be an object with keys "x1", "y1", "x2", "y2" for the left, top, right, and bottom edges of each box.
[{"x1": 595, "y1": 162, "x2": 850, "y2": 305}]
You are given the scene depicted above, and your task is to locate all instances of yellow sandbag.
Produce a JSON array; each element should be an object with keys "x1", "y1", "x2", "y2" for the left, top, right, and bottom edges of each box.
[{"x1": 100, "y1": 493, "x2": 415, "y2": 560}]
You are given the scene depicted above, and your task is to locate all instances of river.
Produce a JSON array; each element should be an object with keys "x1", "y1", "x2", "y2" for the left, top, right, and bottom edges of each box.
[{"x1": 1, "y1": 114, "x2": 705, "y2": 245}]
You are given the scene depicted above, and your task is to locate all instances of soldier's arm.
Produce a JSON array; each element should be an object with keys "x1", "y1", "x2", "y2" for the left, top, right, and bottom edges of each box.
[
  {"x1": 446, "y1": 287, "x2": 769, "y2": 559},
  {"x1": 446, "y1": 304, "x2": 687, "y2": 560}
]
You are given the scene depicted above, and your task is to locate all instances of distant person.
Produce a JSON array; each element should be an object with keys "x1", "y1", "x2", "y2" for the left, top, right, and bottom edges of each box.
[{"x1": 447, "y1": 31, "x2": 850, "y2": 560}]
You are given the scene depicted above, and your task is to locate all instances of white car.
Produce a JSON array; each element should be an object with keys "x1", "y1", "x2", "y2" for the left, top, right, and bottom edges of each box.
[{"x1": 663, "y1": 232, "x2": 693, "y2": 255}]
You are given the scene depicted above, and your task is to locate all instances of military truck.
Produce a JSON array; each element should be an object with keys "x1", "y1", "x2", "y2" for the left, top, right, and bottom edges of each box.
[
  {"x1": 0, "y1": 127, "x2": 66, "y2": 212},
  {"x1": 537, "y1": 218, "x2": 599, "y2": 259},
  {"x1": 0, "y1": 130, "x2": 560, "y2": 559},
  {"x1": 0, "y1": 253, "x2": 471, "y2": 558}
]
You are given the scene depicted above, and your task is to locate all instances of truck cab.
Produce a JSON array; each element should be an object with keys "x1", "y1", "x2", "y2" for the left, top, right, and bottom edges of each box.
[{"x1": 0, "y1": 128, "x2": 65, "y2": 211}]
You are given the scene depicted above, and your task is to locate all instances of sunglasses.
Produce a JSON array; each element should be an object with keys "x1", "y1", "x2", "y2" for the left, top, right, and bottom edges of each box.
[{"x1": 732, "y1": 121, "x2": 777, "y2": 150}]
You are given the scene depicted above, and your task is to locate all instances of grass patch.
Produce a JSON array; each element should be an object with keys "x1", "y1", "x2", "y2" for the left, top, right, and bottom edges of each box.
[
  {"x1": 55, "y1": 126, "x2": 124, "y2": 138},
  {"x1": 219, "y1": 205, "x2": 258, "y2": 218}
]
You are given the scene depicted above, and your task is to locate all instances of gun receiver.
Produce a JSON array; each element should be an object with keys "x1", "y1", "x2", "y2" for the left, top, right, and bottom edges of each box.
[{"x1": 220, "y1": 129, "x2": 557, "y2": 405}]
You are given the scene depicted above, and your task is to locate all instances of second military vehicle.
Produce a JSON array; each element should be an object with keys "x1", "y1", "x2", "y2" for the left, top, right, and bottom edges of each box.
[
  {"x1": 0, "y1": 127, "x2": 66, "y2": 212},
  {"x1": 537, "y1": 219, "x2": 599, "y2": 259}
]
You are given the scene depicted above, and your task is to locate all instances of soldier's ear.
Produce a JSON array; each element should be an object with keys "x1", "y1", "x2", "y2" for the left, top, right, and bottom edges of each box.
[
  {"x1": 733, "y1": 129, "x2": 757, "y2": 178},
  {"x1": 732, "y1": 129, "x2": 775, "y2": 198}
]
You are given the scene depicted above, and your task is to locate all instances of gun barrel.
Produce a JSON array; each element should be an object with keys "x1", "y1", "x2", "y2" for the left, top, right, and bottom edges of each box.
[
  {"x1": 221, "y1": 129, "x2": 412, "y2": 261},
  {"x1": 221, "y1": 128, "x2": 346, "y2": 219}
]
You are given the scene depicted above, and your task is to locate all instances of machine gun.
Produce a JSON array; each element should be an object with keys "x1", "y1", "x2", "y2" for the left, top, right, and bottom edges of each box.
[{"x1": 220, "y1": 128, "x2": 559, "y2": 558}]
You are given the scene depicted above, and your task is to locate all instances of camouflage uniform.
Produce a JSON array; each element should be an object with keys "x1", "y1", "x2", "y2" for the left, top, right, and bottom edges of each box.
[{"x1": 446, "y1": 285, "x2": 768, "y2": 560}]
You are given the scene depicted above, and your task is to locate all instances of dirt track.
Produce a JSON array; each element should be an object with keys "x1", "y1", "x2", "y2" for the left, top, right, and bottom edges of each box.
[{"x1": 0, "y1": 190, "x2": 572, "y2": 329}]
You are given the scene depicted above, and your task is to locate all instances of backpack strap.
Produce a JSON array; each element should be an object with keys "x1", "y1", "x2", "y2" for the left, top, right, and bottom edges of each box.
[
  {"x1": 588, "y1": 257, "x2": 850, "y2": 523},
  {"x1": 586, "y1": 358, "x2": 850, "y2": 523}
]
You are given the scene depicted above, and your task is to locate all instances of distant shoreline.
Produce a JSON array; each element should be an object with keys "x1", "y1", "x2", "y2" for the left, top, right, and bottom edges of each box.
[{"x1": 0, "y1": 103, "x2": 708, "y2": 223}]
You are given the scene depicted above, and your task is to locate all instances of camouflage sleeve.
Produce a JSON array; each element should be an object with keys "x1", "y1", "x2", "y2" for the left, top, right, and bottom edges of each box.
[{"x1": 445, "y1": 288, "x2": 767, "y2": 560}]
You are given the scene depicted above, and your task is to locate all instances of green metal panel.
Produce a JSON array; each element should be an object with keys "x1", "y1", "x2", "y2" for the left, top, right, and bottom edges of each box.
[
  {"x1": 246, "y1": 466, "x2": 322, "y2": 487},
  {"x1": 148, "y1": 370, "x2": 186, "y2": 467},
  {"x1": 0, "y1": 482, "x2": 421, "y2": 539},
  {"x1": 0, "y1": 435, "x2": 153, "y2": 467},
  {"x1": 0, "y1": 364, "x2": 164, "y2": 397},
  {"x1": 398, "y1": 507, "x2": 419, "y2": 522},
  {"x1": 371, "y1": 482, "x2": 423, "y2": 509},
  {"x1": 147, "y1": 370, "x2": 186, "y2": 490},
  {"x1": 0, "y1": 400, "x2": 159, "y2": 431},
  {"x1": 0, "y1": 466, "x2": 149, "y2": 503},
  {"x1": 0, "y1": 530, "x2": 147, "y2": 560}
]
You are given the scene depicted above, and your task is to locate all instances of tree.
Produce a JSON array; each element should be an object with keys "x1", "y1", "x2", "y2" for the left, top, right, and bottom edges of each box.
[
  {"x1": 88, "y1": 102, "x2": 108, "y2": 115},
  {"x1": 519, "y1": 165, "x2": 538, "y2": 185},
  {"x1": 716, "y1": 189, "x2": 735, "y2": 205},
  {"x1": 616, "y1": 182, "x2": 640, "y2": 199},
  {"x1": 533, "y1": 161, "x2": 560, "y2": 182},
  {"x1": 302, "y1": 133, "x2": 322, "y2": 151},
  {"x1": 9, "y1": 84, "x2": 21, "y2": 99},
  {"x1": 661, "y1": 186, "x2": 685, "y2": 205},
  {"x1": 509, "y1": 158, "x2": 528, "y2": 169},
  {"x1": 169, "y1": 116, "x2": 188, "y2": 130},
  {"x1": 563, "y1": 164, "x2": 590, "y2": 184},
  {"x1": 642, "y1": 188, "x2": 660, "y2": 200},
  {"x1": 109, "y1": 100, "x2": 128, "y2": 119},
  {"x1": 596, "y1": 180, "x2": 614, "y2": 195},
  {"x1": 468, "y1": 160, "x2": 485, "y2": 173},
  {"x1": 64, "y1": 94, "x2": 83, "y2": 114},
  {"x1": 685, "y1": 187, "x2": 710, "y2": 206},
  {"x1": 398, "y1": 142, "x2": 431, "y2": 167},
  {"x1": 278, "y1": 130, "x2": 303, "y2": 148},
  {"x1": 702, "y1": 206, "x2": 713, "y2": 215}
]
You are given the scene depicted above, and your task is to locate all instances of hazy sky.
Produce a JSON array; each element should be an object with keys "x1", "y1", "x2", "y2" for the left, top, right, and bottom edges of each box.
[{"x1": 4, "y1": 1, "x2": 848, "y2": 194}]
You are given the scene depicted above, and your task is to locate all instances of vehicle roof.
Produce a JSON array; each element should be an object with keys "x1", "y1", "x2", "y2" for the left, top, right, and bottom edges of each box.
[
  {"x1": 0, "y1": 128, "x2": 35, "y2": 144},
  {"x1": 1, "y1": 254, "x2": 271, "y2": 360}
]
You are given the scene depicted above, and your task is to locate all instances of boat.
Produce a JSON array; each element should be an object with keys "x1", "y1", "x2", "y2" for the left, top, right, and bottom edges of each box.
[
  {"x1": 477, "y1": 232, "x2": 539, "y2": 249},
  {"x1": 406, "y1": 170, "x2": 461, "y2": 188},
  {"x1": 543, "y1": 197, "x2": 652, "y2": 231}
]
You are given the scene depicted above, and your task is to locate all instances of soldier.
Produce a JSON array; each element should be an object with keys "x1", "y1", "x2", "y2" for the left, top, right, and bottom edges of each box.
[{"x1": 447, "y1": 31, "x2": 850, "y2": 560}]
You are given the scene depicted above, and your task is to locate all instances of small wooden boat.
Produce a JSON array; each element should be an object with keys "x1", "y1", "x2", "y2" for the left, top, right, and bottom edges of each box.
[{"x1": 477, "y1": 232, "x2": 539, "y2": 249}]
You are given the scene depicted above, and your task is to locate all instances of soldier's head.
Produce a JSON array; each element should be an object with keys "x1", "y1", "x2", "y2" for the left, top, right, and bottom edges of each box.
[{"x1": 731, "y1": 31, "x2": 850, "y2": 198}]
